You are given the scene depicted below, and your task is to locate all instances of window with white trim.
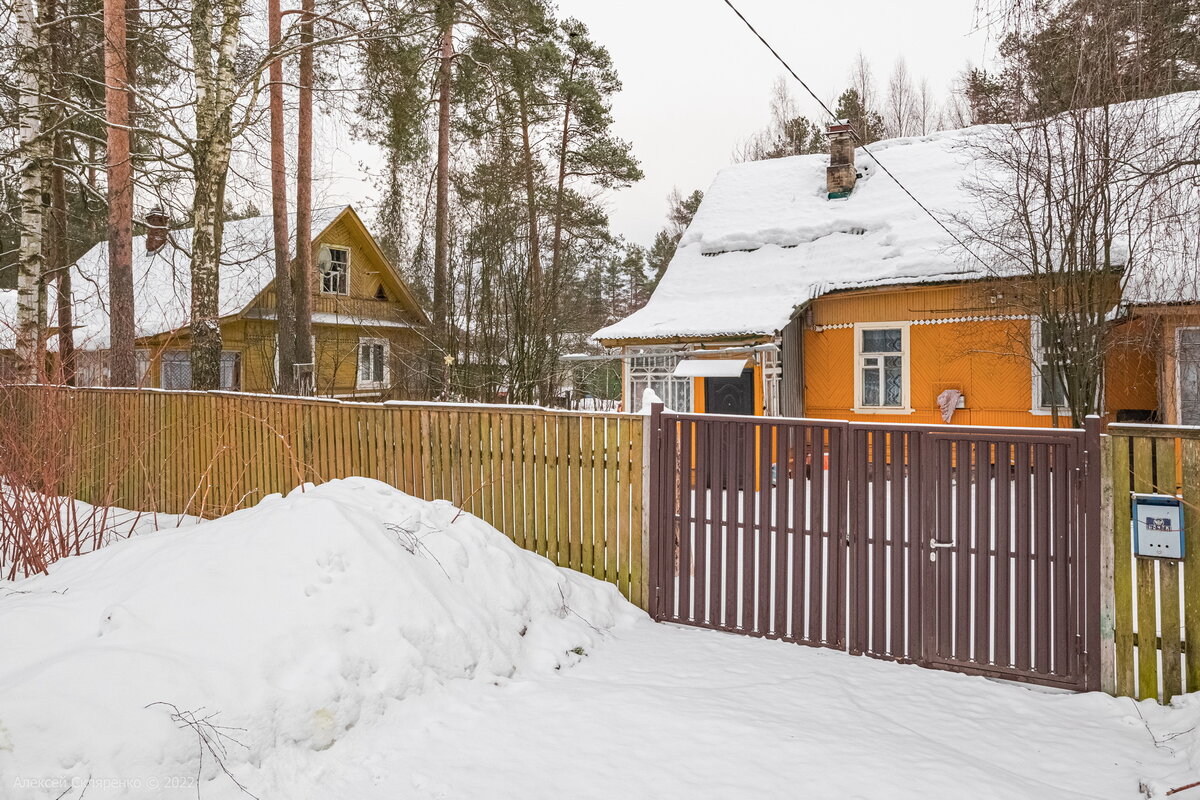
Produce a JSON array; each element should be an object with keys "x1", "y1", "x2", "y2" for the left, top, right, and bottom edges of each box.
[
  {"x1": 761, "y1": 347, "x2": 781, "y2": 416},
  {"x1": 320, "y1": 246, "x2": 350, "y2": 295},
  {"x1": 357, "y1": 337, "x2": 389, "y2": 389},
  {"x1": 627, "y1": 348, "x2": 692, "y2": 412},
  {"x1": 854, "y1": 324, "x2": 910, "y2": 411},
  {"x1": 160, "y1": 350, "x2": 240, "y2": 390},
  {"x1": 1032, "y1": 320, "x2": 1068, "y2": 410}
]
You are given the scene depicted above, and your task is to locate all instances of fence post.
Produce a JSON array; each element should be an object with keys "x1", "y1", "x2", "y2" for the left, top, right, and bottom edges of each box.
[
  {"x1": 1099, "y1": 428, "x2": 1117, "y2": 694},
  {"x1": 645, "y1": 402, "x2": 663, "y2": 619},
  {"x1": 1084, "y1": 415, "x2": 1104, "y2": 692}
]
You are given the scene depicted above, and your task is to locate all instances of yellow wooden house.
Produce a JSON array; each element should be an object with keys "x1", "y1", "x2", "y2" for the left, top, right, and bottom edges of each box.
[
  {"x1": 596, "y1": 111, "x2": 1197, "y2": 426},
  {"x1": 64, "y1": 205, "x2": 429, "y2": 399}
]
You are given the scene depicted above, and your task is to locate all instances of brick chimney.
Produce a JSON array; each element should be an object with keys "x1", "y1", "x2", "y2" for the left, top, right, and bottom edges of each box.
[
  {"x1": 145, "y1": 207, "x2": 169, "y2": 253},
  {"x1": 826, "y1": 121, "x2": 857, "y2": 199}
]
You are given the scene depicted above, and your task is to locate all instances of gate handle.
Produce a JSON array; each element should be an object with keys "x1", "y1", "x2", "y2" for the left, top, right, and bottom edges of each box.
[{"x1": 928, "y1": 538, "x2": 954, "y2": 562}]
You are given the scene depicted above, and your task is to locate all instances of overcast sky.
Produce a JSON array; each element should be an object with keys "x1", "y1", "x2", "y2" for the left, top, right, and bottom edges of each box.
[
  {"x1": 554, "y1": 0, "x2": 993, "y2": 244},
  {"x1": 316, "y1": 0, "x2": 994, "y2": 247}
]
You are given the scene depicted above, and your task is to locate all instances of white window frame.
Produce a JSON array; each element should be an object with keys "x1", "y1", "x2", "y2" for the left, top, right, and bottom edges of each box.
[
  {"x1": 852, "y1": 322, "x2": 912, "y2": 414},
  {"x1": 356, "y1": 337, "x2": 390, "y2": 390},
  {"x1": 761, "y1": 346, "x2": 781, "y2": 417},
  {"x1": 625, "y1": 346, "x2": 693, "y2": 413},
  {"x1": 320, "y1": 245, "x2": 350, "y2": 296},
  {"x1": 1030, "y1": 319, "x2": 1068, "y2": 415},
  {"x1": 135, "y1": 349, "x2": 151, "y2": 386},
  {"x1": 1177, "y1": 326, "x2": 1200, "y2": 426},
  {"x1": 159, "y1": 350, "x2": 240, "y2": 391}
]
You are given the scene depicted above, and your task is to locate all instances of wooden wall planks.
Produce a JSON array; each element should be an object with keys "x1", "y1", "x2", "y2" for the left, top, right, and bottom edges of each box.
[{"x1": 1, "y1": 386, "x2": 647, "y2": 607}]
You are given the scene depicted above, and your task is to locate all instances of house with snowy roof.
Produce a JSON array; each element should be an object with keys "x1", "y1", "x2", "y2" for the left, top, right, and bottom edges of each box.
[
  {"x1": 0, "y1": 205, "x2": 429, "y2": 399},
  {"x1": 595, "y1": 98, "x2": 1200, "y2": 427}
]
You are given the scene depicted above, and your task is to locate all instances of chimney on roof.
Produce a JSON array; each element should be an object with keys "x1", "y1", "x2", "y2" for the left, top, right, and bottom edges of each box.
[
  {"x1": 145, "y1": 207, "x2": 169, "y2": 253},
  {"x1": 826, "y1": 121, "x2": 857, "y2": 199}
]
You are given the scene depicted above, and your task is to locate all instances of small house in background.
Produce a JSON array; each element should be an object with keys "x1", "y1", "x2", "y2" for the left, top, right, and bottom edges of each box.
[
  {"x1": 596, "y1": 102, "x2": 1198, "y2": 426},
  {"x1": 1, "y1": 205, "x2": 430, "y2": 399}
]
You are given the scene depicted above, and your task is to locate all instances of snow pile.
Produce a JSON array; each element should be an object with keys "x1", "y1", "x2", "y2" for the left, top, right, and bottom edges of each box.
[{"x1": 0, "y1": 478, "x2": 636, "y2": 798}]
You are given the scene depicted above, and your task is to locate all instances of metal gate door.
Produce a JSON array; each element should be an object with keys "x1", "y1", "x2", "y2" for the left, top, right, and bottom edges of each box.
[
  {"x1": 923, "y1": 432, "x2": 1093, "y2": 689},
  {"x1": 649, "y1": 406, "x2": 1102, "y2": 692}
]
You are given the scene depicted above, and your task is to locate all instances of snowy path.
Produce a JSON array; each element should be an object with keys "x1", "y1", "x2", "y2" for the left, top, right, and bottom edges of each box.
[{"x1": 302, "y1": 619, "x2": 1189, "y2": 800}]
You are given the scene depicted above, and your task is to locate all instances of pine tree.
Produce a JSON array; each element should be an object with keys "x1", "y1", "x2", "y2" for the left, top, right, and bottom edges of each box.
[{"x1": 834, "y1": 88, "x2": 885, "y2": 144}]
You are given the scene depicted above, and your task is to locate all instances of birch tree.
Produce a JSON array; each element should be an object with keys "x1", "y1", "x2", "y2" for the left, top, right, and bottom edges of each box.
[
  {"x1": 188, "y1": 0, "x2": 244, "y2": 389},
  {"x1": 13, "y1": 0, "x2": 49, "y2": 381}
]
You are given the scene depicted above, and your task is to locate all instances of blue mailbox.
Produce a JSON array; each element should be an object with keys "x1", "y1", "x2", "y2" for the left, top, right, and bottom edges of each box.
[{"x1": 1132, "y1": 493, "x2": 1185, "y2": 560}]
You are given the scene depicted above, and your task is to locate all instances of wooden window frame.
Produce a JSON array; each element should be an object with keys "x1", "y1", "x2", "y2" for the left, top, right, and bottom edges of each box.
[
  {"x1": 356, "y1": 337, "x2": 390, "y2": 390},
  {"x1": 852, "y1": 322, "x2": 912, "y2": 415},
  {"x1": 320, "y1": 246, "x2": 350, "y2": 296}
]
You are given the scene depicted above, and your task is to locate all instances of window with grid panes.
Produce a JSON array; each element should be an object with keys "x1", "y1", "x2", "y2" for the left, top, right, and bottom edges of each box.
[{"x1": 859, "y1": 327, "x2": 904, "y2": 407}]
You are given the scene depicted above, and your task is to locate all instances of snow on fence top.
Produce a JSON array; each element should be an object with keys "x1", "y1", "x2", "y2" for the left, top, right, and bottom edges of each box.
[
  {"x1": 594, "y1": 91, "x2": 1200, "y2": 343},
  {"x1": 0, "y1": 205, "x2": 348, "y2": 351}
]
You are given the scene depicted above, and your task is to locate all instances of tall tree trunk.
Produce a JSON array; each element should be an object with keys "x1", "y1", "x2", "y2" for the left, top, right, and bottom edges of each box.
[
  {"x1": 292, "y1": 0, "x2": 315, "y2": 395},
  {"x1": 515, "y1": 84, "x2": 543, "y2": 403},
  {"x1": 432, "y1": 8, "x2": 454, "y2": 396},
  {"x1": 190, "y1": 166, "x2": 225, "y2": 390},
  {"x1": 51, "y1": 158, "x2": 74, "y2": 386},
  {"x1": 43, "y1": 0, "x2": 74, "y2": 385},
  {"x1": 188, "y1": 0, "x2": 242, "y2": 390},
  {"x1": 268, "y1": 0, "x2": 295, "y2": 394},
  {"x1": 106, "y1": 0, "x2": 135, "y2": 385},
  {"x1": 548, "y1": 53, "x2": 577, "y2": 281},
  {"x1": 15, "y1": 0, "x2": 48, "y2": 383}
]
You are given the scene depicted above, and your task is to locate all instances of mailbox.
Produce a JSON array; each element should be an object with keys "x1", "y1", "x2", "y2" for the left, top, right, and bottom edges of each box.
[{"x1": 1132, "y1": 493, "x2": 1185, "y2": 560}]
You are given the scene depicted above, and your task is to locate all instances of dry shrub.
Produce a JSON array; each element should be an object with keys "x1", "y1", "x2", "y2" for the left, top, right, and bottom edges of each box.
[{"x1": 0, "y1": 384, "x2": 140, "y2": 579}]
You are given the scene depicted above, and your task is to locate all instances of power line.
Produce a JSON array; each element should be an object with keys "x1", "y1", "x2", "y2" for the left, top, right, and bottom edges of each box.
[{"x1": 720, "y1": 0, "x2": 993, "y2": 272}]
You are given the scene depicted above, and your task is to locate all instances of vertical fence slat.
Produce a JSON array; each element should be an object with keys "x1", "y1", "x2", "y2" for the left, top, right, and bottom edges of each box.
[
  {"x1": 1156, "y1": 436, "x2": 1182, "y2": 703},
  {"x1": 1033, "y1": 443, "x2": 1052, "y2": 675},
  {"x1": 995, "y1": 442, "x2": 1012, "y2": 669},
  {"x1": 1104, "y1": 434, "x2": 1132, "y2": 695},
  {"x1": 1132, "y1": 436, "x2": 1158, "y2": 700},
  {"x1": 1184, "y1": 439, "x2": 1200, "y2": 695}
]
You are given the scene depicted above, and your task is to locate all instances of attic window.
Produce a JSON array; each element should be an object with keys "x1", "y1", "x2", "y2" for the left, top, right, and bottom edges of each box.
[
  {"x1": 374, "y1": 284, "x2": 388, "y2": 301},
  {"x1": 320, "y1": 246, "x2": 350, "y2": 295}
]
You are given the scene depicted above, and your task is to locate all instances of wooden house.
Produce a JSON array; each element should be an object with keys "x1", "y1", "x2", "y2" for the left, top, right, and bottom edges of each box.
[
  {"x1": 0, "y1": 205, "x2": 429, "y2": 398},
  {"x1": 595, "y1": 105, "x2": 1198, "y2": 426}
]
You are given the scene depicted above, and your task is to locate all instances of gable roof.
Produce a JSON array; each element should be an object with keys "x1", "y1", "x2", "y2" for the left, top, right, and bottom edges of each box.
[
  {"x1": 64, "y1": 206, "x2": 348, "y2": 350},
  {"x1": 596, "y1": 91, "x2": 1200, "y2": 344},
  {"x1": 0, "y1": 205, "x2": 427, "y2": 352}
]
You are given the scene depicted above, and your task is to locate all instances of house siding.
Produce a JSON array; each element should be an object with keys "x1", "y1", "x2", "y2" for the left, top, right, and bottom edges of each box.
[{"x1": 134, "y1": 210, "x2": 427, "y2": 399}]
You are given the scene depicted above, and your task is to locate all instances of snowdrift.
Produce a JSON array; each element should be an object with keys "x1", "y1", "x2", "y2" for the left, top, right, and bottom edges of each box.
[{"x1": 0, "y1": 478, "x2": 637, "y2": 798}]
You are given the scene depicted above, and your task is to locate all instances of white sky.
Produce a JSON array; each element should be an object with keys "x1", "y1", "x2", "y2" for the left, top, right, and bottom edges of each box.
[{"x1": 316, "y1": 0, "x2": 995, "y2": 247}]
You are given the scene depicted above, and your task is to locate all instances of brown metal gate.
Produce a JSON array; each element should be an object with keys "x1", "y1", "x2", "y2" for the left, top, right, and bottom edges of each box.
[{"x1": 649, "y1": 406, "x2": 1102, "y2": 692}]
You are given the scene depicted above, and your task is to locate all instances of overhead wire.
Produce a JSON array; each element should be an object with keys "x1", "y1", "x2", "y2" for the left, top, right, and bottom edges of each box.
[{"x1": 720, "y1": 0, "x2": 995, "y2": 272}]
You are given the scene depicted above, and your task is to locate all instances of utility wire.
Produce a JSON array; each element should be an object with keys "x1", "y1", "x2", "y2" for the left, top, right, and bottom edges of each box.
[{"x1": 720, "y1": 0, "x2": 993, "y2": 272}]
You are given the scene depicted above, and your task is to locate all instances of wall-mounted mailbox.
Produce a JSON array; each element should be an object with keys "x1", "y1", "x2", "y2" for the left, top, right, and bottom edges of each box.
[{"x1": 1132, "y1": 493, "x2": 1185, "y2": 560}]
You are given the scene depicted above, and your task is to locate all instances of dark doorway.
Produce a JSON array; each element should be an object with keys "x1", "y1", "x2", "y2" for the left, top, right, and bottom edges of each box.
[{"x1": 705, "y1": 368, "x2": 755, "y2": 415}]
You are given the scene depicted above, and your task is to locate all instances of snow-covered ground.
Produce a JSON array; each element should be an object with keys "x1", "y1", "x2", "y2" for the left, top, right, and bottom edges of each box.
[{"x1": 2, "y1": 478, "x2": 1198, "y2": 799}]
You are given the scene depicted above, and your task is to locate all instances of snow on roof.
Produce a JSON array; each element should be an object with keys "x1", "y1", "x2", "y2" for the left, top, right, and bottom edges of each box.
[
  {"x1": 594, "y1": 130, "x2": 984, "y2": 342},
  {"x1": 1, "y1": 206, "x2": 347, "y2": 351},
  {"x1": 596, "y1": 91, "x2": 1200, "y2": 342}
]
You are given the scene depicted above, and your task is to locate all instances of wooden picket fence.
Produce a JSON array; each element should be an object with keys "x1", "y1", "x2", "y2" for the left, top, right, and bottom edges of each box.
[
  {"x1": 1107, "y1": 423, "x2": 1200, "y2": 703},
  {"x1": 0, "y1": 386, "x2": 646, "y2": 607}
]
